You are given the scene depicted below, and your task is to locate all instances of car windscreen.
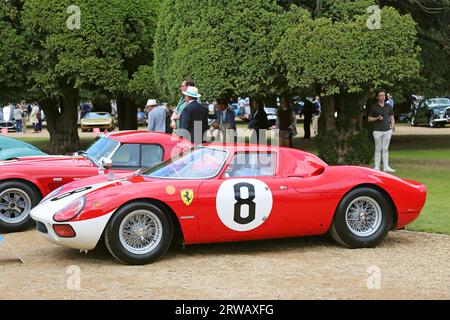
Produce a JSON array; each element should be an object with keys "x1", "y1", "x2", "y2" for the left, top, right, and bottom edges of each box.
[
  {"x1": 141, "y1": 147, "x2": 228, "y2": 179},
  {"x1": 84, "y1": 113, "x2": 110, "y2": 119},
  {"x1": 85, "y1": 137, "x2": 120, "y2": 163},
  {"x1": 427, "y1": 99, "x2": 450, "y2": 108}
]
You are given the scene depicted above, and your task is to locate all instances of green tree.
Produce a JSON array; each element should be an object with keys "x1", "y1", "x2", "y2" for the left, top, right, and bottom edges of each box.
[
  {"x1": 154, "y1": 0, "x2": 284, "y2": 103},
  {"x1": 21, "y1": 0, "x2": 158, "y2": 153},
  {"x1": 0, "y1": 0, "x2": 26, "y2": 105},
  {"x1": 276, "y1": 3, "x2": 420, "y2": 164},
  {"x1": 380, "y1": 0, "x2": 450, "y2": 97}
]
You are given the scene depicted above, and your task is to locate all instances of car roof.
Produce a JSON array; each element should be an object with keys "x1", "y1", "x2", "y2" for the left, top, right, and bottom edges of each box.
[{"x1": 106, "y1": 131, "x2": 191, "y2": 145}]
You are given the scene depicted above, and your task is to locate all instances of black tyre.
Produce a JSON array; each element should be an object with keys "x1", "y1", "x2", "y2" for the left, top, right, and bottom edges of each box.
[
  {"x1": 104, "y1": 201, "x2": 173, "y2": 265},
  {"x1": 410, "y1": 116, "x2": 418, "y2": 127},
  {"x1": 0, "y1": 181, "x2": 41, "y2": 232},
  {"x1": 428, "y1": 115, "x2": 437, "y2": 128},
  {"x1": 329, "y1": 187, "x2": 393, "y2": 248}
]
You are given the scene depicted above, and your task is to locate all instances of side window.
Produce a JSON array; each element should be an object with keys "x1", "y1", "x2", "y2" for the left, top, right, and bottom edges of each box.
[
  {"x1": 110, "y1": 144, "x2": 140, "y2": 168},
  {"x1": 225, "y1": 152, "x2": 276, "y2": 178},
  {"x1": 141, "y1": 144, "x2": 164, "y2": 167}
]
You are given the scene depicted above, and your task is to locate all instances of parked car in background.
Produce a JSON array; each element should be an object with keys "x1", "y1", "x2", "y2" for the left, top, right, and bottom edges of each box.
[
  {"x1": 81, "y1": 112, "x2": 115, "y2": 132},
  {"x1": 0, "y1": 104, "x2": 16, "y2": 132},
  {"x1": 0, "y1": 136, "x2": 47, "y2": 160},
  {"x1": 411, "y1": 97, "x2": 450, "y2": 127},
  {"x1": 0, "y1": 131, "x2": 192, "y2": 232}
]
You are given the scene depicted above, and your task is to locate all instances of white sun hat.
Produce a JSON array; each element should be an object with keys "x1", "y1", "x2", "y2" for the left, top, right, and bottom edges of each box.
[
  {"x1": 182, "y1": 86, "x2": 202, "y2": 99},
  {"x1": 146, "y1": 99, "x2": 158, "y2": 107}
]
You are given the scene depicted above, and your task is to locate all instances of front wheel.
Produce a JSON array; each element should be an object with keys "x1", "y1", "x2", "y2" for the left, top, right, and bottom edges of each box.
[
  {"x1": 0, "y1": 181, "x2": 41, "y2": 232},
  {"x1": 104, "y1": 201, "x2": 173, "y2": 265},
  {"x1": 428, "y1": 116, "x2": 438, "y2": 128},
  {"x1": 329, "y1": 187, "x2": 393, "y2": 248}
]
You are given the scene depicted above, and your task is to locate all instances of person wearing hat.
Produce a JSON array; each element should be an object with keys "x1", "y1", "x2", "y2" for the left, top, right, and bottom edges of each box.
[
  {"x1": 171, "y1": 79, "x2": 200, "y2": 133},
  {"x1": 179, "y1": 86, "x2": 209, "y2": 144},
  {"x1": 146, "y1": 99, "x2": 166, "y2": 133}
]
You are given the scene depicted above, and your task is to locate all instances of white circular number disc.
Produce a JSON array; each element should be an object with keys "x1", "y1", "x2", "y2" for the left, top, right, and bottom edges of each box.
[{"x1": 216, "y1": 179, "x2": 273, "y2": 232}]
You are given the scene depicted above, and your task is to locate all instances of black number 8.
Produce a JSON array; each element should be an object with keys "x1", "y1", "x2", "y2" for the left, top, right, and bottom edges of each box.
[{"x1": 233, "y1": 183, "x2": 256, "y2": 224}]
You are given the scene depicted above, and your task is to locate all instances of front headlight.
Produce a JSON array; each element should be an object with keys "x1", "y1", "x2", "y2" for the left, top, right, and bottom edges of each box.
[{"x1": 53, "y1": 197, "x2": 86, "y2": 222}]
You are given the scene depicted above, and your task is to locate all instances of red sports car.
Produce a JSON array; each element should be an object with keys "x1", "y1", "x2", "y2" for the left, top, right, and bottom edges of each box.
[
  {"x1": 0, "y1": 131, "x2": 192, "y2": 232},
  {"x1": 31, "y1": 144, "x2": 426, "y2": 265}
]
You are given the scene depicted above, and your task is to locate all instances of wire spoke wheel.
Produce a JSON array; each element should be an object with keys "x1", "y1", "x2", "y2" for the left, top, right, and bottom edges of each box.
[
  {"x1": 119, "y1": 210, "x2": 163, "y2": 255},
  {"x1": 0, "y1": 188, "x2": 32, "y2": 224},
  {"x1": 345, "y1": 196, "x2": 382, "y2": 237}
]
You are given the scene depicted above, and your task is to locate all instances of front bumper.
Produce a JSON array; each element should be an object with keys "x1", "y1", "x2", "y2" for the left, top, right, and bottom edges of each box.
[
  {"x1": 31, "y1": 207, "x2": 114, "y2": 251},
  {"x1": 81, "y1": 124, "x2": 113, "y2": 130}
]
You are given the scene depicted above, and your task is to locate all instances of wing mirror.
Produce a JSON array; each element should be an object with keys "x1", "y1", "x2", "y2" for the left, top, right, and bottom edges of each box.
[{"x1": 100, "y1": 157, "x2": 113, "y2": 169}]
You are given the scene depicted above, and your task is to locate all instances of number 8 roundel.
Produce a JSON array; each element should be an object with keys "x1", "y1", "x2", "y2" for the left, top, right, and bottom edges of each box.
[{"x1": 216, "y1": 179, "x2": 273, "y2": 232}]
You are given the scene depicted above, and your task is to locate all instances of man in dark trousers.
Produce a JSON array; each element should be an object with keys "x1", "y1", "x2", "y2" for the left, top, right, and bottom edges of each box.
[
  {"x1": 180, "y1": 86, "x2": 209, "y2": 144},
  {"x1": 301, "y1": 97, "x2": 314, "y2": 139},
  {"x1": 248, "y1": 98, "x2": 269, "y2": 144}
]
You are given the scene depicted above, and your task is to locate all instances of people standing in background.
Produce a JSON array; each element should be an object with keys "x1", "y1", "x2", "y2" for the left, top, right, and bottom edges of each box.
[
  {"x1": 13, "y1": 104, "x2": 23, "y2": 134},
  {"x1": 36, "y1": 106, "x2": 43, "y2": 132},
  {"x1": 276, "y1": 97, "x2": 297, "y2": 148},
  {"x1": 21, "y1": 104, "x2": 27, "y2": 133},
  {"x1": 386, "y1": 94, "x2": 395, "y2": 109},
  {"x1": 312, "y1": 96, "x2": 321, "y2": 136},
  {"x1": 248, "y1": 99, "x2": 269, "y2": 144},
  {"x1": 368, "y1": 89, "x2": 396, "y2": 173},
  {"x1": 300, "y1": 97, "x2": 314, "y2": 139},
  {"x1": 179, "y1": 86, "x2": 208, "y2": 144},
  {"x1": 146, "y1": 99, "x2": 167, "y2": 133},
  {"x1": 29, "y1": 102, "x2": 40, "y2": 133},
  {"x1": 171, "y1": 79, "x2": 197, "y2": 133},
  {"x1": 213, "y1": 98, "x2": 236, "y2": 142}
]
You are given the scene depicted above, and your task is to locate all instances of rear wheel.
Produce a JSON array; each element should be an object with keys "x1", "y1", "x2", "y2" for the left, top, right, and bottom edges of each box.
[
  {"x1": 104, "y1": 201, "x2": 173, "y2": 265},
  {"x1": 329, "y1": 187, "x2": 393, "y2": 248},
  {"x1": 0, "y1": 181, "x2": 41, "y2": 232},
  {"x1": 410, "y1": 116, "x2": 418, "y2": 127}
]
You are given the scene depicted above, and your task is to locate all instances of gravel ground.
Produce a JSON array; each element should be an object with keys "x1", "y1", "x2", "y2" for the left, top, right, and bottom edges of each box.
[{"x1": 0, "y1": 229, "x2": 449, "y2": 300}]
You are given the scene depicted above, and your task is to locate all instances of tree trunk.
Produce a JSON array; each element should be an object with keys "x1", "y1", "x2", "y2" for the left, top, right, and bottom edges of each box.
[
  {"x1": 117, "y1": 96, "x2": 138, "y2": 130},
  {"x1": 42, "y1": 82, "x2": 80, "y2": 155},
  {"x1": 318, "y1": 92, "x2": 373, "y2": 165}
]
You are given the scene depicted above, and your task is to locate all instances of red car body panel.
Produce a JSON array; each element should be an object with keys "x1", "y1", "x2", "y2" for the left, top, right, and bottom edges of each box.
[
  {"x1": 56, "y1": 144, "x2": 427, "y2": 246},
  {"x1": 0, "y1": 131, "x2": 192, "y2": 199}
]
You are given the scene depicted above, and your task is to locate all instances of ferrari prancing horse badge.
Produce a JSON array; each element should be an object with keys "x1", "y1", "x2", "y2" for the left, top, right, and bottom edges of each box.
[{"x1": 181, "y1": 189, "x2": 194, "y2": 206}]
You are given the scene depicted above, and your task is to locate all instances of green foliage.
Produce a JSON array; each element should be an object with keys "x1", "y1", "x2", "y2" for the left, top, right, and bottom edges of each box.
[
  {"x1": 155, "y1": 0, "x2": 284, "y2": 102},
  {"x1": 0, "y1": 1, "x2": 26, "y2": 103},
  {"x1": 277, "y1": 5, "x2": 420, "y2": 96},
  {"x1": 21, "y1": 0, "x2": 159, "y2": 99}
]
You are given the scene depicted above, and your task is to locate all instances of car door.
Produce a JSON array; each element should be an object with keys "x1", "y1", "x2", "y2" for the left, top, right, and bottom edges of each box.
[
  {"x1": 417, "y1": 101, "x2": 427, "y2": 123},
  {"x1": 197, "y1": 151, "x2": 288, "y2": 243}
]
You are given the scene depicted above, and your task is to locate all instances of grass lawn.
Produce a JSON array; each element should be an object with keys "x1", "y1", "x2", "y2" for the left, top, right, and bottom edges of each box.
[{"x1": 15, "y1": 133, "x2": 450, "y2": 235}]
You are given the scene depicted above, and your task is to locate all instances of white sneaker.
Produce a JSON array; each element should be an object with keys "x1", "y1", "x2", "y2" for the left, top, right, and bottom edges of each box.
[
  {"x1": 384, "y1": 167, "x2": 396, "y2": 173},
  {"x1": 374, "y1": 167, "x2": 381, "y2": 171}
]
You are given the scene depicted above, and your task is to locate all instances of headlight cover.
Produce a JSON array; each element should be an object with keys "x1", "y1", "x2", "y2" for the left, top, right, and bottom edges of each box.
[{"x1": 53, "y1": 196, "x2": 86, "y2": 222}]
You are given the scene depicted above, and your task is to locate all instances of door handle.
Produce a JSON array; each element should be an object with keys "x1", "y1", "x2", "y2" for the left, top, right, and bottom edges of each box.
[{"x1": 280, "y1": 186, "x2": 288, "y2": 190}]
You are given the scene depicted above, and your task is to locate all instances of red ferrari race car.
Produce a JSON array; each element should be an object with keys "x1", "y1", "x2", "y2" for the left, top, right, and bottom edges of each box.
[
  {"x1": 30, "y1": 144, "x2": 427, "y2": 265},
  {"x1": 0, "y1": 131, "x2": 192, "y2": 232}
]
